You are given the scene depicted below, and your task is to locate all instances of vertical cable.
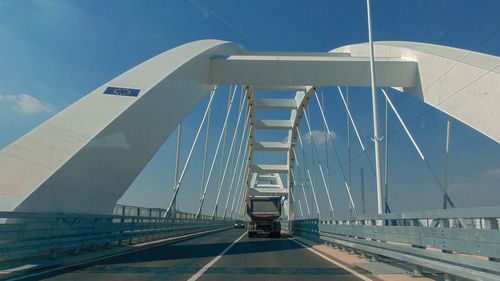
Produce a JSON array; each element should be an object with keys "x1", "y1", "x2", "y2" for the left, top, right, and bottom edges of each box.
[
  {"x1": 212, "y1": 87, "x2": 246, "y2": 218},
  {"x1": 165, "y1": 87, "x2": 217, "y2": 217},
  {"x1": 172, "y1": 122, "x2": 182, "y2": 214},
  {"x1": 223, "y1": 101, "x2": 250, "y2": 219},
  {"x1": 197, "y1": 86, "x2": 237, "y2": 217}
]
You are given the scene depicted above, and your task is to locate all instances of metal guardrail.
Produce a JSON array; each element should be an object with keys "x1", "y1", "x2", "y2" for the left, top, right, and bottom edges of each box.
[
  {"x1": 113, "y1": 204, "x2": 215, "y2": 220},
  {"x1": 290, "y1": 206, "x2": 500, "y2": 281},
  {"x1": 0, "y1": 205, "x2": 232, "y2": 263}
]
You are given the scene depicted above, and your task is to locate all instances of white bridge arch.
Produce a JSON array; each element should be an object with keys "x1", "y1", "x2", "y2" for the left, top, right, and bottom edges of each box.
[{"x1": 0, "y1": 39, "x2": 499, "y2": 214}]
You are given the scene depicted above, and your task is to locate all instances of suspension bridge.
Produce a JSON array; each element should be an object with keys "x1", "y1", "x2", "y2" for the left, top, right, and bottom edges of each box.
[{"x1": 0, "y1": 28, "x2": 499, "y2": 281}]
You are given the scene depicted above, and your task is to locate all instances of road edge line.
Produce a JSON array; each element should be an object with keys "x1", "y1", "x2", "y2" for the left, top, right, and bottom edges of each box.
[{"x1": 289, "y1": 237, "x2": 374, "y2": 281}]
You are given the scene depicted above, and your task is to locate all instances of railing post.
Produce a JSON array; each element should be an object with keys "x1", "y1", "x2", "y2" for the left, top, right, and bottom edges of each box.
[
  {"x1": 485, "y1": 217, "x2": 499, "y2": 261},
  {"x1": 412, "y1": 265, "x2": 423, "y2": 277}
]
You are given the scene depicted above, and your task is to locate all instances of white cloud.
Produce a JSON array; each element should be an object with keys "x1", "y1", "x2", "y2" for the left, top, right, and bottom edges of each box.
[
  {"x1": 482, "y1": 168, "x2": 500, "y2": 179},
  {"x1": 0, "y1": 94, "x2": 53, "y2": 114},
  {"x1": 303, "y1": 129, "x2": 337, "y2": 146}
]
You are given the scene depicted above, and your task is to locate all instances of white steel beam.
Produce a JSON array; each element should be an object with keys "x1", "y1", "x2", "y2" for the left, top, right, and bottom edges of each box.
[
  {"x1": 253, "y1": 141, "x2": 290, "y2": 151},
  {"x1": 254, "y1": 119, "x2": 293, "y2": 130},
  {"x1": 252, "y1": 86, "x2": 307, "y2": 92},
  {"x1": 211, "y1": 55, "x2": 416, "y2": 87},
  {"x1": 248, "y1": 188, "x2": 288, "y2": 196},
  {"x1": 252, "y1": 164, "x2": 289, "y2": 174},
  {"x1": 254, "y1": 98, "x2": 298, "y2": 110}
]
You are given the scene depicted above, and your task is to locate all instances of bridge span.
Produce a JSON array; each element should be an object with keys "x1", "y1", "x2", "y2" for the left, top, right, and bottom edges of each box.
[{"x1": 1, "y1": 11, "x2": 500, "y2": 281}]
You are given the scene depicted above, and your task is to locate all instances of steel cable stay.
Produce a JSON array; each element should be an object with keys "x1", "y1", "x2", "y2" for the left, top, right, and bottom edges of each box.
[
  {"x1": 308, "y1": 96, "x2": 356, "y2": 211},
  {"x1": 302, "y1": 105, "x2": 336, "y2": 218},
  {"x1": 320, "y1": 88, "x2": 461, "y2": 215},
  {"x1": 212, "y1": 87, "x2": 247, "y2": 218},
  {"x1": 289, "y1": 168, "x2": 304, "y2": 218},
  {"x1": 321, "y1": 91, "x2": 333, "y2": 213},
  {"x1": 229, "y1": 123, "x2": 251, "y2": 219},
  {"x1": 317, "y1": 88, "x2": 363, "y2": 216},
  {"x1": 196, "y1": 85, "x2": 238, "y2": 218},
  {"x1": 296, "y1": 125, "x2": 321, "y2": 218},
  {"x1": 214, "y1": 92, "x2": 231, "y2": 217},
  {"x1": 235, "y1": 164, "x2": 250, "y2": 219},
  {"x1": 307, "y1": 169, "x2": 321, "y2": 218},
  {"x1": 231, "y1": 92, "x2": 254, "y2": 220},
  {"x1": 171, "y1": 121, "x2": 182, "y2": 215},
  {"x1": 381, "y1": 89, "x2": 462, "y2": 226},
  {"x1": 335, "y1": 87, "x2": 377, "y2": 178},
  {"x1": 165, "y1": 86, "x2": 218, "y2": 217},
  {"x1": 296, "y1": 128, "x2": 312, "y2": 218},
  {"x1": 304, "y1": 109, "x2": 357, "y2": 217},
  {"x1": 230, "y1": 116, "x2": 253, "y2": 219},
  {"x1": 229, "y1": 137, "x2": 250, "y2": 219},
  {"x1": 222, "y1": 100, "x2": 251, "y2": 219},
  {"x1": 200, "y1": 101, "x2": 211, "y2": 204}
]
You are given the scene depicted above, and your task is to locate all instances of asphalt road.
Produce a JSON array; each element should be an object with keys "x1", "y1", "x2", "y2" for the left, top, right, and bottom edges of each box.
[{"x1": 34, "y1": 229, "x2": 364, "y2": 281}]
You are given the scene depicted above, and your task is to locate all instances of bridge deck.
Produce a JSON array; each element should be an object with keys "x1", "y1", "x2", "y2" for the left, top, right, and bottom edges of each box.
[{"x1": 36, "y1": 229, "x2": 364, "y2": 281}]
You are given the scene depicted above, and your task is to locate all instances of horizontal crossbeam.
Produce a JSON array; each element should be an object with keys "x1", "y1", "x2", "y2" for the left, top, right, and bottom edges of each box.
[
  {"x1": 253, "y1": 141, "x2": 290, "y2": 151},
  {"x1": 210, "y1": 54, "x2": 417, "y2": 87},
  {"x1": 252, "y1": 164, "x2": 289, "y2": 173},
  {"x1": 254, "y1": 98, "x2": 298, "y2": 110},
  {"x1": 254, "y1": 119, "x2": 293, "y2": 130}
]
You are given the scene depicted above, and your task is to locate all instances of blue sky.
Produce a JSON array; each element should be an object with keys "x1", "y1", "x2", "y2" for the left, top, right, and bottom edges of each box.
[{"x1": 0, "y1": 0, "x2": 499, "y2": 218}]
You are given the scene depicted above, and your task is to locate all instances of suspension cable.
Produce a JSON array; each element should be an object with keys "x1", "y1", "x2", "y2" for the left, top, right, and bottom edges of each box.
[
  {"x1": 230, "y1": 121, "x2": 252, "y2": 219},
  {"x1": 336, "y1": 87, "x2": 377, "y2": 177},
  {"x1": 223, "y1": 101, "x2": 250, "y2": 219},
  {"x1": 196, "y1": 86, "x2": 237, "y2": 217},
  {"x1": 321, "y1": 91, "x2": 332, "y2": 209},
  {"x1": 212, "y1": 87, "x2": 247, "y2": 218},
  {"x1": 172, "y1": 122, "x2": 182, "y2": 215},
  {"x1": 381, "y1": 88, "x2": 459, "y2": 208},
  {"x1": 296, "y1": 128, "x2": 312, "y2": 217},
  {"x1": 234, "y1": 165, "x2": 250, "y2": 219},
  {"x1": 200, "y1": 106, "x2": 211, "y2": 201},
  {"x1": 304, "y1": 110, "x2": 356, "y2": 216},
  {"x1": 306, "y1": 168, "x2": 321, "y2": 217},
  {"x1": 165, "y1": 86, "x2": 217, "y2": 217},
  {"x1": 302, "y1": 107, "x2": 335, "y2": 218}
]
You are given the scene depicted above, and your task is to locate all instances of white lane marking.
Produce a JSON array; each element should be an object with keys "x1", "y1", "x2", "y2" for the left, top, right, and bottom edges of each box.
[
  {"x1": 0, "y1": 264, "x2": 37, "y2": 274},
  {"x1": 187, "y1": 231, "x2": 247, "y2": 281},
  {"x1": 289, "y1": 238, "x2": 374, "y2": 281}
]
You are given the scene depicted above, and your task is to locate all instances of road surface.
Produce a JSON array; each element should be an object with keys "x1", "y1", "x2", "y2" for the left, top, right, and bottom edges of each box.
[{"x1": 32, "y1": 229, "x2": 366, "y2": 281}]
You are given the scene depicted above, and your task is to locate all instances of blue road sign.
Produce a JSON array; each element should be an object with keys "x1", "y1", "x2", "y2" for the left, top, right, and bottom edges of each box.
[{"x1": 103, "y1": 87, "x2": 140, "y2": 97}]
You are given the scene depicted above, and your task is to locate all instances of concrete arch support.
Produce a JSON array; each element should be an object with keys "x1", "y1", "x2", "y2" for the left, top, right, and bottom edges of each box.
[
  {"x1": 333, "y1": 41, "x2": 500, "y2": 143},
  {"x1": 0, "y1": 40, "x2": 242, "y2": 214}
]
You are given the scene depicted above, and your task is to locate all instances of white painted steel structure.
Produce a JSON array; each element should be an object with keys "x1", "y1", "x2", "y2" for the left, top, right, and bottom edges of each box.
[{"x1": 0, "y1": 39, "x2": 499, "y2": 216}]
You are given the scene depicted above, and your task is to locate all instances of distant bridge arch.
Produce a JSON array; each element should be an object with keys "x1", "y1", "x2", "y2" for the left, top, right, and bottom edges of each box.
[{"x1": 0, "y1": 39, "x2": 499, "y2": 214}]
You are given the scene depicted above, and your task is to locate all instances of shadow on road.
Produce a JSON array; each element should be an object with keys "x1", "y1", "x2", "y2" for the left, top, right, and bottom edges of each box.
[{"x1": 93, "y1": 234, "x2": 303, "y2": 265}]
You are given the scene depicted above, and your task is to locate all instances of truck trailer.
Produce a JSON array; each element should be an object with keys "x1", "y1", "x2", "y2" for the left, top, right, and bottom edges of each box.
[{"x1": 246, "y1": 196, "x2": 281, "y2": 238}]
